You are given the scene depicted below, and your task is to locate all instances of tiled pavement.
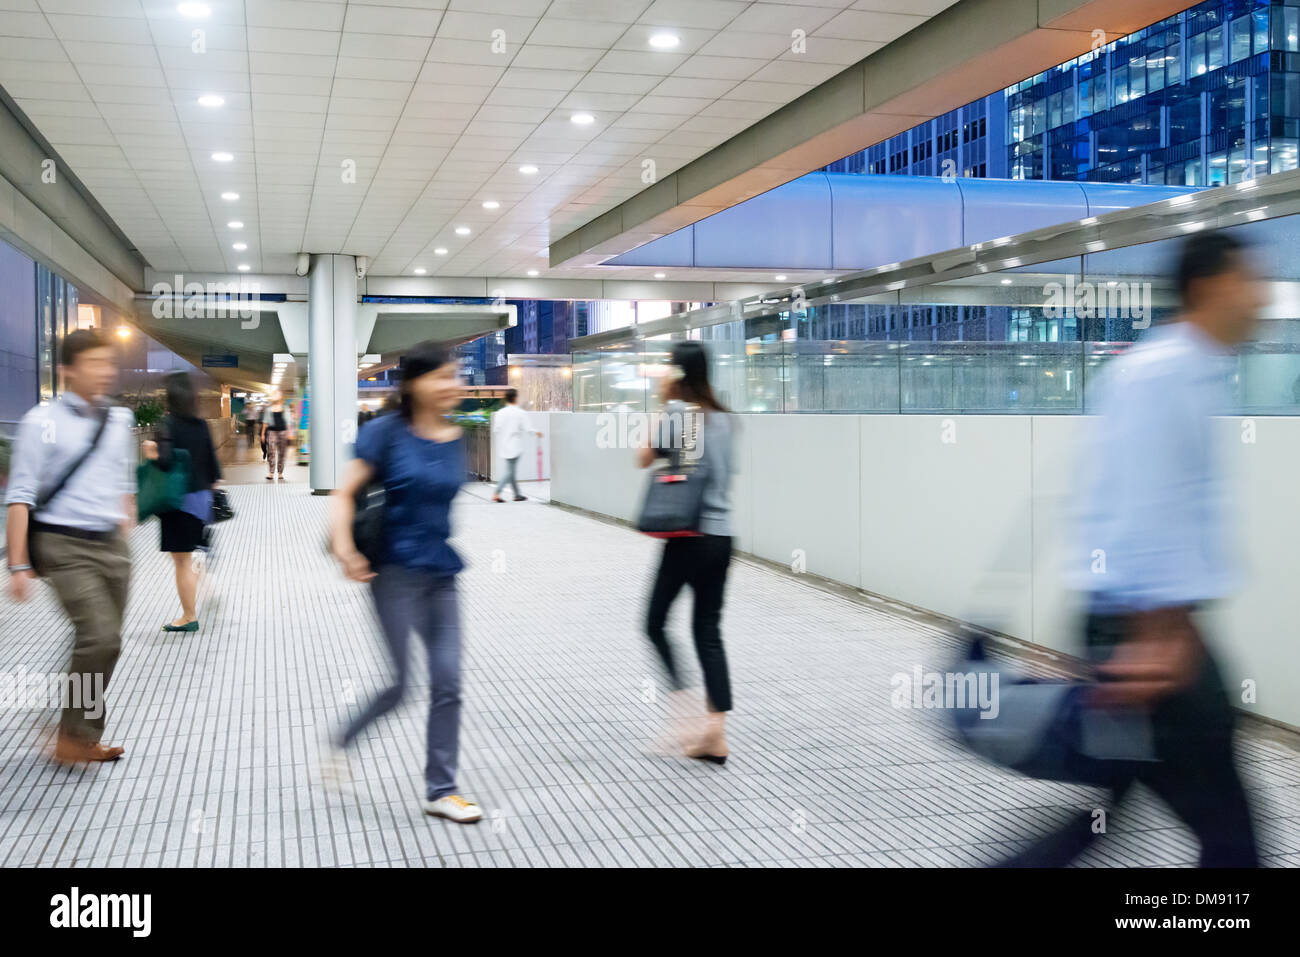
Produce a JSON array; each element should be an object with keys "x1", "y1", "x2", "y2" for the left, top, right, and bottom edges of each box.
[{"x1": 1, "y1": 475, "x2": 1297, "y2": 868}]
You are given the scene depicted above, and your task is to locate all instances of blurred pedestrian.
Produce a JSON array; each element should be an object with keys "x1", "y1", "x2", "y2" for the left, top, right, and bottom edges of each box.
[
  {"x1": 261, "y1": 390, "x2": 290, "y2": 481},
  {"x1": 491, "y1": 388, "x2": 541, "y2": 502},
  {"x1": 638, "y1": 342, "x2": 735, "y2": 764},
  {"x1": 1000, "y1": 230, "x2": 1264, "y2": 867},
  {"x1": 4, "y1": 329, "x2": 135, "y2": 764},
  {"x1": 242, "y1": 400, "x2": 259, "y2": 449},
  {"x1": 141, "y1": 372, "x2": 221, "y2": 633},
  {"x1": 326, "y1": 340, "x2": 481, "y2": 823}
]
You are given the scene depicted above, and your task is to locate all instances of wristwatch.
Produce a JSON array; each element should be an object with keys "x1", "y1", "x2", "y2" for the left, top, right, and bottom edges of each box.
[{"x1": 7, "y1": 564, "x2": 33, "y2": 573}]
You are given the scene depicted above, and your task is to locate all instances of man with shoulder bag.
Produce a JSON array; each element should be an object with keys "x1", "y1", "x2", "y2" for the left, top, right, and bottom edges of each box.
[{"x1": 5, "y1": 329, "x2": 137, "y2": 764}]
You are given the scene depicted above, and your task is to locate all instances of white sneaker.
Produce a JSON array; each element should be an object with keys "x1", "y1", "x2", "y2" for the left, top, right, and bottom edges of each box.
[
  {"x1": 423, "y1": 794, "x2": 483, "y2": 823},
  {"x1": 320, "y1": 746, "x2": 354, "y2": 795}
]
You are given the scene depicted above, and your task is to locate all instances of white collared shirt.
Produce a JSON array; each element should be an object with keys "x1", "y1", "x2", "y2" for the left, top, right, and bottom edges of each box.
[{"x1": 5, "y1": 393, "x2": 136, "y2": 531}]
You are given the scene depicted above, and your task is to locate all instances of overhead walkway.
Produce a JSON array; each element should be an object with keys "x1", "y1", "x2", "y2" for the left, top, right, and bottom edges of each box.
[{"x1": 1, "y1": 474, "x2": 1297, "y2": 868}]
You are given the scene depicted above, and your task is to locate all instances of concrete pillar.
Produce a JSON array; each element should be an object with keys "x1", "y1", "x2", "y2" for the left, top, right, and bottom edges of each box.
[{"x1": 307, "y1": 254, "x2": 358, "y2": 492}]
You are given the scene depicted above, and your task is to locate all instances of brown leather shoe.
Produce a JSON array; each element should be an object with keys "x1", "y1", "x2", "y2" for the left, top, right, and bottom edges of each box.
[{"x1": 53, "y1": 735, "x2": 124, "y2": 764}]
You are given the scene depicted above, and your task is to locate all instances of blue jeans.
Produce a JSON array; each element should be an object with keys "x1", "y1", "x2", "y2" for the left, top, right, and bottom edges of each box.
[{"x1": 341, "y1": 567, "x2": 462, "y2": 800}]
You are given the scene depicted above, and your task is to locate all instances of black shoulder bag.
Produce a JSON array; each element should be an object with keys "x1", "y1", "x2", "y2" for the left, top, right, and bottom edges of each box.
[
  {"x1": 27, "y1": 406, "x2": 111, "y2": 576},
  {"x1": 635, "y1": 405, "x2": 709, "y2": 538},
  {"x1": 324, "y1": 418, "x2": 390, "y2": 566}
]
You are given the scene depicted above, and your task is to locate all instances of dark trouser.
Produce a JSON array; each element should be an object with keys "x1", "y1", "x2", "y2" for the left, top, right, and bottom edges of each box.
[
  {"x1": 494, "y1": 456, "x2": 520, "y2": 497},
  {"x1": 340, "y1": 567, "x2": 462, "y2": 801},
  {"x1": 645, "y1": 534, "x2": 733, "y2": 712},
  {"x1": 1001, "y1": 610, "x2": 1258, "y2": 868},
  {"x1": 34, "y1": 529, "x2": 131, "y2": 744}
]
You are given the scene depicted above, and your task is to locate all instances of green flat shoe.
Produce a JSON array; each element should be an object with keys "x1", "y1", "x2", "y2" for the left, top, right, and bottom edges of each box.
[{"x1": 162, "y1": 620, "x2": 199, "y2": 633}]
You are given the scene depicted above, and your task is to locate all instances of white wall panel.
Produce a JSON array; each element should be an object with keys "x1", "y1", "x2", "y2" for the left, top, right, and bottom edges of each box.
[
  {"x1": 549, "y1": 411, "x2": 645, "y2": 523},
  {"x1": 856, "y1": 415, "x2": 1034, "y2": 641},
  {"x1": 745, "y1": 414, "x2": 860, "y2": 586},
  {"x1": 550, "y1": 410, "x2": 1300, "y2": 728}
]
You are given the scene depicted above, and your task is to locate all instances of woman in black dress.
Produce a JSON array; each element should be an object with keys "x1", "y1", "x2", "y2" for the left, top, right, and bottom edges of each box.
[{"x1": 142, "y1": 372, "x2": 221, "y2": 633}]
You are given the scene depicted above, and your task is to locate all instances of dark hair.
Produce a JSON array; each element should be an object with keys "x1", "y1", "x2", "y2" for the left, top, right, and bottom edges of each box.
[
  {"x1": 60, "y1": 328, "x2": 108, "y2": 367},
  {"x1": 399, "y1": 340, "x2": 454, "y2": 419},
  {"x1": 1177, "y1": 231, "x2": 1247, "y2": 304},
  {"x1": 504, "y1": 387, "x2": 518, "y2": 404},
  {"x1": 669, "y1": 341, "x2": 726, "y2": 412},
  {"x1": 164, "y1": 371, "x2": 197, "y2": 418}
]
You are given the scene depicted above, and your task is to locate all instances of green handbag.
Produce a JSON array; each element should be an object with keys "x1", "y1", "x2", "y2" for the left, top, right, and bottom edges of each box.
[{"x1": 137, "y1": 447, "x2": 192, "y2": 521}]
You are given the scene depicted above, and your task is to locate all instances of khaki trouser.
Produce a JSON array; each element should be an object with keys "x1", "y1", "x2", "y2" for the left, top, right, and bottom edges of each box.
[{"x1": 34, "y1": 530, "x2": 131, "y2": 743}]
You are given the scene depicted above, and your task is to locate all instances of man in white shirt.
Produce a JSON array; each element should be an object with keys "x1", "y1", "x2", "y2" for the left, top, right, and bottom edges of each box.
[{"x1": 491, "y1": 388, "x2": 541, "y2": 503}]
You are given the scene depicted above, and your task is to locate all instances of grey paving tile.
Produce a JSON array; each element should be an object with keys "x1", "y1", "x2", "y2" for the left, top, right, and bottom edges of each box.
[{"x1": 0, "y1": 478, "x2": 1295, "y2": 867}]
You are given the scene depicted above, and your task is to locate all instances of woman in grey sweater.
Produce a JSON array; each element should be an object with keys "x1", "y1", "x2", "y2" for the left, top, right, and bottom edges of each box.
[{"x1": 637, "y1": 341, "x2": 735, "y2": 764}]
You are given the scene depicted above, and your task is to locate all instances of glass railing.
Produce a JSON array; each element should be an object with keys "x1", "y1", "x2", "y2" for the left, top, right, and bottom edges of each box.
[
  {"x1": 574, "y1": 339, "x2": 1300, "y2": 415},
  {"x1": 571, "y1": 167, "x2": 1300, "y2": 416}
]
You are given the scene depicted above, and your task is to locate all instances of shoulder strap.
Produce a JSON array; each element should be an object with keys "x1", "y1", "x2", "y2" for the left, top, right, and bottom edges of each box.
[
  {"x1": 34, "y1": 405, "x2": 112, "y2": 514},
  {"x1": 368, "y1": 413, "x2": 396, "y2": 484}
]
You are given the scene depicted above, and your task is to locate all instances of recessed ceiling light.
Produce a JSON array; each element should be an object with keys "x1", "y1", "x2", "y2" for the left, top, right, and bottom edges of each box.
[
  {"x1": 518, "y1": 164, "x2": 538, "y2": 175},
  {"x1": 211, "y1": 151, "x2": 233, "y2": 162},
  {"x1": 527, "y1": 269, "x2": 538, "y2": 277},
  {"x1": 178, "y1": 2, "x2": 210, "y2": 18},
  {"x1": 220, "y1": 191, "x2": 239, "y2": 201},
  {"x1": 454, "y1": 226, "x2": 471, "y2": 236},
  {"x1": 237, "y1": 264, "x2": 250, "y2": 272},
  {"x1": 481, "y1": 200, "x2": 499, "y2": 210},
  {"x1": 414, "y1": 268, "x2": 427, "y2": 275},
  {"x1": 649, "y1": 33, "x2": 680, "y2": 50},
  {"x1": 434, "y1": 247, "x2": 448, "y2": 255},
  {"x1": 774, "y1": 274, "x2": 787, "y2": 281},
  {"x1": 654, "y1": 272, "x2": 666, "y2": 279},
  {"x1": 570, "y1": 112, "x2": 595, "y2": 126},
  {"x1": 232, "y1": 242, "x2": 247, "y2": 250},
  {"x1": 227, "y1": 220, "x2": 243, "y2": 229},
  {"x1": 198, "y1": 94, "x2": 224, "y2": 108}
]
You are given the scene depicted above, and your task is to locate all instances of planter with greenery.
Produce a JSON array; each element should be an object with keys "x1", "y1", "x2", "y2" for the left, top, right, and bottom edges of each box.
[{"x1": 129, "y1": 398, "x2": 165, "y2": 429}]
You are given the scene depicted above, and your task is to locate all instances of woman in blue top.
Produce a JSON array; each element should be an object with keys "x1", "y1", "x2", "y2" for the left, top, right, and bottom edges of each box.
[{"x1": 326, "y1": 341, "x2": 481, "y2": 824}]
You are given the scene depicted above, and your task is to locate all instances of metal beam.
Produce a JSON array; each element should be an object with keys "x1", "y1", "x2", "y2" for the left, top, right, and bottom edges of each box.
[
  {"x1": 568, "y1": 167, "x2": 1300, "y2": 350},
  {"x1": 0, "y1": 84, "x2": 146, "y2": 298},
  {"x1": 549, "y1": 0, "x2": 1193, "y2": 270}
]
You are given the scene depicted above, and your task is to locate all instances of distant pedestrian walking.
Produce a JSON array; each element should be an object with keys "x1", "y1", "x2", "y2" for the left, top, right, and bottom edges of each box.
[
  {"x1": 491, "y1": 388, "x2": 541, "y2": 502},
  {"x1": 242, "y1": 401, "x2": 259, "y2": 449},
  {"x1": 261, "y1": 391, "x2": 290, "y2": 480}
]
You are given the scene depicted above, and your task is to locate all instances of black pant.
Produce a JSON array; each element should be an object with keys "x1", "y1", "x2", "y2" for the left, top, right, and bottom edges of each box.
[
  {"x1": 1001, "y1": 610, "x2": 1258, "y2": 867},
  {"x1": 645, "y1": 535, "x2": 733, "y2": 712}
]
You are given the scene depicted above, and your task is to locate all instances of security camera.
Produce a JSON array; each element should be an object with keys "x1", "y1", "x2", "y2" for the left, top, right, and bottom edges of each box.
[
  {"x1": 356, "y1": 256, "x2": 369, "y2": 279},
  {"x1": 295, "y1": 253, "x2": 309, "y2": 277}
]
